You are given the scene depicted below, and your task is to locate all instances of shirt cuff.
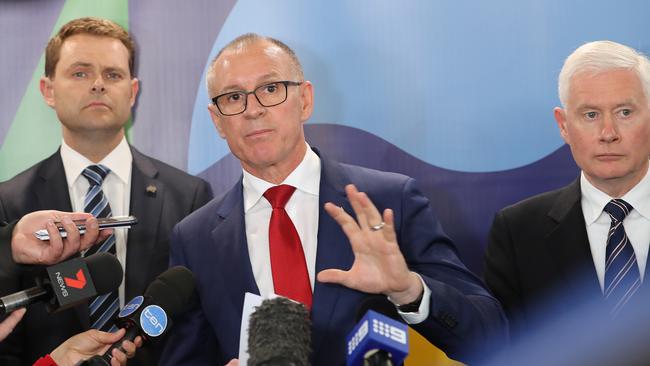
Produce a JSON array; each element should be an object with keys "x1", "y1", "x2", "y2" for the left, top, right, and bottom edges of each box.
[
  {"x1": 33, "y1": 354, "x2": 58, "y2": 366},
  {"x1": 389, "y1": 273, "x2": 431, "y2": 324}
]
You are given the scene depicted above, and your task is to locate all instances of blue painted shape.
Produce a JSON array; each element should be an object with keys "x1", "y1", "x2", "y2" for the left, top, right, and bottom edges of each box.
[{"x1": 188, "y1": 0, "x2": 650, "y2": 173}]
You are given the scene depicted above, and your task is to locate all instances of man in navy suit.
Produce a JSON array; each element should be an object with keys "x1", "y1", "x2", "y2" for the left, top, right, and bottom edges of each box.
[
  {"x1": 484, "y1": 41, "x2": 650, "y2": 342},
  {"x1": 0, "y1": 18, "x2": 212, "y2": 366},
  {"x1": 161, "y1": 33, "x2": 507, "y2": 365}
]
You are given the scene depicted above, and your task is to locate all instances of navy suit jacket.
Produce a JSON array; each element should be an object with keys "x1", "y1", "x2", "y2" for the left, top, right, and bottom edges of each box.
[
  {"x1": 162, "y1": 151, "x2": 507, "y2": 365},
  {"x1": 484, "y1": 178, "x2": 650, "y2": 341}
]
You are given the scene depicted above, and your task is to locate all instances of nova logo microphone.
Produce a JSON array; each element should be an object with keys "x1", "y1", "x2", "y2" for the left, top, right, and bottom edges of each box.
[{"x1": 64, "y1": 269, "x2": 87, "y2": 289}]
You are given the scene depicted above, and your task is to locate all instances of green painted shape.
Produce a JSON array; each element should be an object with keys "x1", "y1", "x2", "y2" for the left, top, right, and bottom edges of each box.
[{"x1": 0, "y1": 0, "x2": 131, "y2": 181}]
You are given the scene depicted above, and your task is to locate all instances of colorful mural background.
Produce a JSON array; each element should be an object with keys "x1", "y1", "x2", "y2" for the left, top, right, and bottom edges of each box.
[{"x1": 2, "y1": 0, "x2": 648, "y2": 362}]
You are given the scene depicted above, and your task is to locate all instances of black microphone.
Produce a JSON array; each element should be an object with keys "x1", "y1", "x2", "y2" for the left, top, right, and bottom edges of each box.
[
  {"x1": 247, "y1": 297, "x2": 311, "y2": 366},
  {"x1": 81, "y1": 266, "x2": 195, "y2": 366},
  {"x1": 0, "y1": 252, "x2": 122, "y2": 314}
]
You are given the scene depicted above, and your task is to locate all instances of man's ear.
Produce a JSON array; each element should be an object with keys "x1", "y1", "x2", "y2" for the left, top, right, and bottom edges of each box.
[
  {"x1": 299, "y1": 81, "x2": 314, "y2": 123},
  {"x1": 40, "y1": 77, "x2": 56, "y2": 109},
  {"x1": 554, "y1": 107, "x2": 570, "y2": 144},
  {"x1": 208, "y1": 104, "x2": 227, "y2": 138},
  {"x1": 129, "y1": 78, "x2": 140, "y2": 107}
]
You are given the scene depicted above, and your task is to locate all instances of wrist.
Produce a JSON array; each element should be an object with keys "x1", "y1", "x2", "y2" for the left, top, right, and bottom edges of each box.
[{"x1": 387, "y1": 272, "x2": 423, "y2": 305}]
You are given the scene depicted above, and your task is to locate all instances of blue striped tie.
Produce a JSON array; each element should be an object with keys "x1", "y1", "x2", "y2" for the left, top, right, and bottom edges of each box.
[
  {"x1": 82, "y1": 165, "x2": 119, "y2": 331},
  {"x1": 603, "y1": 199, "x2": 641, "y2": 317}
]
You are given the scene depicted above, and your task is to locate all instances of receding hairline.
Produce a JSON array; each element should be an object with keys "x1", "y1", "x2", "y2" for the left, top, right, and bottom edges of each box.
[{"x1": 206, "y1": 34, "x2": 304, "y2": 92}]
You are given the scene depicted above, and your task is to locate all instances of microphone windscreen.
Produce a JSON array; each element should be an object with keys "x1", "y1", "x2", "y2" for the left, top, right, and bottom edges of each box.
[
  {"x1": 84, "y1": 252, "x2": 123, "y2": 295},
  {"x1": 144, "y1": 266, "x2": 195, "y2": 318},
  {"x1": 248, "y1": 297, "x2": 311, "y2": 366}
]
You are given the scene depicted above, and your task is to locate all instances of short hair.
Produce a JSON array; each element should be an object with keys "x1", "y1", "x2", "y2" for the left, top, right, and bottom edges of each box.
[
  {"x1": 558, "y1": 40, "x2": 650, "y2": 107},
  {"x1": 45, "y1": 17, "x2": 136, "y2": 78},
  {"x1": 206, "y1": 33, "x2": 304, "y2": 93}
]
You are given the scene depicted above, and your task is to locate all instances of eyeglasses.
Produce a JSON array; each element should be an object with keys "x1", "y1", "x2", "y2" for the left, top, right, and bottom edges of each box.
[{"x1": 211, "y1": 80, "x2": 303, "y2": 116}]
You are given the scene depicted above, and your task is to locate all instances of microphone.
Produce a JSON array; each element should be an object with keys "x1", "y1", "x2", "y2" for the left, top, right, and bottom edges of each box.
[
  {"x1": 248, "y1": 297, "x2": 311, "y2": 366},
  {"x1": 81, "y1": 266, "x2": 195, "y2": 366},
  {"x1": 0, "y1": 252, "x2": 122, "y2": 314},
  {"x1": 346, "y1": 297, "x2": 409, "y2": 366}
]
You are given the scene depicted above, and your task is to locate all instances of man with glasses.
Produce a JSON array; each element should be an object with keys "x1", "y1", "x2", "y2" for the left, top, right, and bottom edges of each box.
[{"x1": 161, "y1": 33, "x2": 507, "y2": 365}]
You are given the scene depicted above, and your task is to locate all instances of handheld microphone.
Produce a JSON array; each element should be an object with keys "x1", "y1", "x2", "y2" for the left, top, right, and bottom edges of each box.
[
  {"x1": 346, "y1": 303, "x2": 409, "y2": 366},
  {"x1": 0, "y1": 252, "x2": 122, "y2": 314},
  {"x1": 248, "y1": 297, "x2": 311, "y2": 366},
  {"x1": 81, "y1": 266, "x2": 195, "y2": 366}
]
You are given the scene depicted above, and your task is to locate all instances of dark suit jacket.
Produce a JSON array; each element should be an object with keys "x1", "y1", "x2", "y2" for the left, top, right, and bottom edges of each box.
[
  {"x1": 484, "y1": 178, "x2": 650, "y2": 341},
  {"x1": 0, "y1": 147, "x2": 213, "y2": 366},
  {"x1": 160, "y1": 150, "x2": 507, "y2": 365}
]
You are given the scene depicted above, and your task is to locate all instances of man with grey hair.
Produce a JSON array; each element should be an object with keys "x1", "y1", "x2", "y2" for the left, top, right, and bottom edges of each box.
[
  {"x1": 161, "y1": 33, "x2": 507, "y2": 365},
  {"x1": 484, "y1": 40, "x2": 650, "y2": 340}
]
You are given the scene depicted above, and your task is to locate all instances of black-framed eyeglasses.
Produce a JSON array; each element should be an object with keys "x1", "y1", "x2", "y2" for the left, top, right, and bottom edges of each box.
[{"x1": 211, "y1": 80, "x2": 303, "y2": 116}]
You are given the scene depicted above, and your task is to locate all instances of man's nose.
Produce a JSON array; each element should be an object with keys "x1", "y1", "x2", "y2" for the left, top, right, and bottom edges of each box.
[{"x1": 90, "y1": 77, "x2": 106, "y2": 94}]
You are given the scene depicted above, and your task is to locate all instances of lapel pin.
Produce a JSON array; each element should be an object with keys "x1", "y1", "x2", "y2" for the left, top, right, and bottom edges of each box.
[{"x1": 146, "y1": 184, "x2": 157, "y2": 197}]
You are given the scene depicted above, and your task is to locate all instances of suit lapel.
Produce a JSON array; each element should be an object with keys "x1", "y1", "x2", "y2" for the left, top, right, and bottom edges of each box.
[
  {"x1": 125, "y1": 148, "x2": 163, "y2": 300},
  {"x1": 311, "y1": 152, "x2": 355, "y2": 355},
  {"x1": 209, "y1": 179, "x2": 259, "y2": 337},
  {"x1": 546, "y1": 179, "x2": 602, "y2": 296},
  {"x1": 35, "y1": 151, "x2": 73, "y2": 212},
  {"x1": 36, "y1": 151, "x2": 89, "y2": 326}
]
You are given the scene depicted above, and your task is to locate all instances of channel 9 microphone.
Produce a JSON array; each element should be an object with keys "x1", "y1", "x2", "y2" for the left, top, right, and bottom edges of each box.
[
  {"x1": 0, "y1": 252, "x2": 122, "y2": 314},
  {"x1": 346, "y1": 302, "x2": 409, "y2": 366},
  {"x1": 81, "y1": 266, "x2": 195, "y2": 366},
  {"x1": 248, "y1": 297, "x2": 311, "y2": 366}
]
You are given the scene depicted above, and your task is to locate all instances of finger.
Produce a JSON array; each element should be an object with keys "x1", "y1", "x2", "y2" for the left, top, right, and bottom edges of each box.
[
  {"x1": 358, "y1": 192, "x2": 384, "y2": 231},
  {"x1": 317, "y1": 268, "x2": 352, "y2": 287},
  {"x1": 79, "y1": 217, "x2": 100, "y2": 251},
  {"x1": 92, "y1": 328, "x2": 126, "y2": 344},
  {"x1": 225, "y1": 358, "x2": 240, "y2": 366},
  {"x1": 381, "y1": 209, "x2": 398, "y2": 243},
  {"x1": 59, "y1": 215, "x2": 81, "y2": 259},
  {"x1": 134, "y1": 335, "x2": 143, "y2": 348},
  {"x1": 120, "y1": 339, "x2": 137, "y2": 357},
  {"x1": 110, "y1": 348, "x2": 128, "y2": 366},
  {"x1": 97, "y1": 228, "x2": 114, "y2": 243},
  {"x1": 324, "y1": 203, "x2": 363, "y2": 241},
  {"x1": 38, "y1": 219, "x2": 64, "y2": 265},
  {"x1": 0, "y1": 308, "x2": 26, "y2": 339},
  {"x1": 345, "y1": 184, "x2": 369, "y2": 230}
]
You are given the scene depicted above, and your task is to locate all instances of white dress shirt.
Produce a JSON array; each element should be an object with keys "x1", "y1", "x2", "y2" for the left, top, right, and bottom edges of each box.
[
  {"x1": 244, "y1": 146, "x2": 321, "y2": 297},
  {"x1": 582, "y1": 167, "x2": 650, "y2": 291},
  {"x1": 243, "y1": 144, "x2": 430, "y2": 323},
  {"x1": 60, "y1": 137, "x2": 132, "y2": 307}
]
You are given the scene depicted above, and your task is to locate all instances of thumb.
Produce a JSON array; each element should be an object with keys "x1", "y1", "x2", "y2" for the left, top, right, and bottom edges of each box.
[
  {"x1": 317, "y1": 269, "x2": 349, "y2": 286},
  {"x1": 89, "y1": 328, "x2": 126, "y2": 345}
]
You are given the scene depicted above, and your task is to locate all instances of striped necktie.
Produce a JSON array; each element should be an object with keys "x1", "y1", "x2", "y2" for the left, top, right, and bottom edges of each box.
[
  {"x1": 82, "y1": 164, "x2": 119, "y2": 331},
  {"x1": 603, "y1": 199, "x2": 641, "y2": 317}
]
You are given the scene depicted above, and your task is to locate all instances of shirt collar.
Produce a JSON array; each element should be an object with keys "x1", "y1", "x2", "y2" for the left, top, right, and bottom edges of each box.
[
  {"x1": 581, "y1": 165, "x2": 650, "y2": 224},
  {"x1": 242, "y1": 143, "x2": 321, "y2": 212},
  {"x1": 60, "y1": 137, "x2": 133, "y2": 188}
]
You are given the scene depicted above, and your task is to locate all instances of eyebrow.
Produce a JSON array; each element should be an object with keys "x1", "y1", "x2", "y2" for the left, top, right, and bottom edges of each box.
[
  {"x1": 575, "y1": 100, "x2": 638, "y2": 111},
  {"x1": 64, "y1": 62, "x2": 128, "y2": 74},
  {"x1": 65, "y1": 62, "x2": 93, "y2": 70}
]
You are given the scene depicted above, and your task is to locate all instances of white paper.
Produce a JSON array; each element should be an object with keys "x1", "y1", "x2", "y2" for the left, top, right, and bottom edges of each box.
[{"x1": 238, "y1": 292, "x2": 265, "y2": 365}]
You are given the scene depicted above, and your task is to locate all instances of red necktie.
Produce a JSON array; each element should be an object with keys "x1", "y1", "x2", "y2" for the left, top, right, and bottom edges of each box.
[{"x1": 264, "y1": 185, "x2": 312, "y2": 308}]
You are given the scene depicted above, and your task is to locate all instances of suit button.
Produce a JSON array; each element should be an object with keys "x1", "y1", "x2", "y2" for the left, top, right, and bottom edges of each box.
[{"x1": 439, "y1": 312, "x2": 458, "y2": 329}]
